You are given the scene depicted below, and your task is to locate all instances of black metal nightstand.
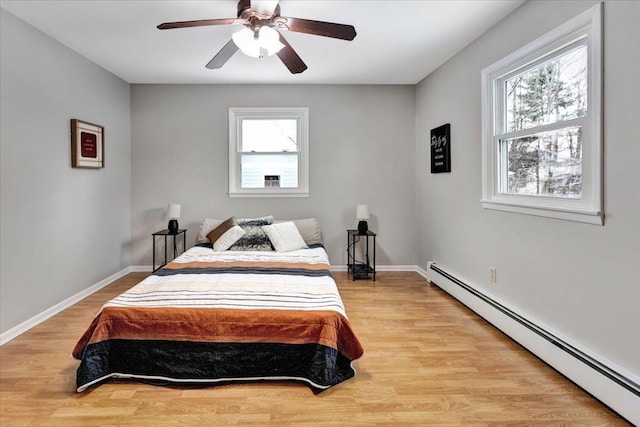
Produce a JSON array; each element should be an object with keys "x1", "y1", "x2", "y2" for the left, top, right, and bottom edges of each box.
[
  {"x1": 152, "y1": 229, "x2": 186, "y2": 272},
  {"x1": 347, "y1": 229, "x2": 376, "y2": 281}
]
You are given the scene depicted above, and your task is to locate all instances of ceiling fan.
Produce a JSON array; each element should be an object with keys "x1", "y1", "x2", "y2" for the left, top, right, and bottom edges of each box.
[{"x1": 157, "y1": 0, "x2": 357, "y2": 74}]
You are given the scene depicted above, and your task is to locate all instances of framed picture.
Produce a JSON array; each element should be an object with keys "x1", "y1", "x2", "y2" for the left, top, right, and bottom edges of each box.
[
  {"x1": 430, "y1": 123, "x2": 451, "y2": 173},
  {"x1": 71, "y1": 119, "x2": 104, "y2": 168}
]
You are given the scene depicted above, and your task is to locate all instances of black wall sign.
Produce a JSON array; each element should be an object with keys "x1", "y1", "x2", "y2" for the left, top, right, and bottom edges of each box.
[{"x1": 430, "y1": 123, "x2": 451, "y2": 173}]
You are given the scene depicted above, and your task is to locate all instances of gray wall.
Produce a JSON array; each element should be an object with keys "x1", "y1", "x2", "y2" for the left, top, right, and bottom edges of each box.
[
  {"x1": 415, "y1": 0, "x2": 640, "y2": 377},
  {"x1": 0, "y1": 10, "x2": 131, "y2": 333},
  {"x1": 130, "y1": 84, "x2": 417, "y2": 266}
]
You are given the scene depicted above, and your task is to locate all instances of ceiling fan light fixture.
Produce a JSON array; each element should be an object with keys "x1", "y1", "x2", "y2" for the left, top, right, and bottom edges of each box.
[
  {"x1": 158, "y1": 0, "x2": 356, "y2": 73},
  {"x1": 232, "y1": 26, "x2": 284, "y2": 58}
]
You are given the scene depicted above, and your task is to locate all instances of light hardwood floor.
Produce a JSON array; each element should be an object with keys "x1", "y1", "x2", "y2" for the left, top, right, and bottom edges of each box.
[{"x1": 0, "y1": 271, "x2": 629, "y2": 426}]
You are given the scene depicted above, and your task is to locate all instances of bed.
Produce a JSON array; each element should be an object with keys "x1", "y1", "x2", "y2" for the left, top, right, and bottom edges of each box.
[{"x1": 73, "y1": 217, "x2": 364, "y2": 392}]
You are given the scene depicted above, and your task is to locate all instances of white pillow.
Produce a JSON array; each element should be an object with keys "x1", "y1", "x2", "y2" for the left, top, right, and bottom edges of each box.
[
  {"x1": 262, "y1": 222, "x2": 308, "y2": 252},
  {"x1": 214, "y1": 226, "x2": 244, "y2": 251},
  {"x1": 207, "y1": 217, "x2": 246, "y2": 252}
]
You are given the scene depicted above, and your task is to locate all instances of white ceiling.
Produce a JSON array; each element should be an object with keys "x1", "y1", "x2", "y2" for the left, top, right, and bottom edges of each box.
[{"x1": 0, "y1": 0, "x2": 524, "y2": 85}]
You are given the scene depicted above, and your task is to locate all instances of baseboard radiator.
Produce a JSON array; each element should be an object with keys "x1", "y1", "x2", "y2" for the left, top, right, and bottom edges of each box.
[{"x1": 425, "y1": 262, "x2": 640, "y2": 424}]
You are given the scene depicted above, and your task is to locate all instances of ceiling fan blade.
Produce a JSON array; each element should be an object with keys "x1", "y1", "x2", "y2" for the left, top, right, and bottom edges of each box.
[
  {"x1": 206, "y1": 39, "x2": 239, "y2": 69},
  {"x1": 157, "y1": 18, "x2": 242, "y2": 30},
  {"x1": 276, "y1": 17, "x2": 356, "y2": 41},
  {"x1": 250, "y1": 0, "x2": 279, "y2": 17},
  {"x1": 276, "y1": 34, "x2": 307, "y2": 74}
]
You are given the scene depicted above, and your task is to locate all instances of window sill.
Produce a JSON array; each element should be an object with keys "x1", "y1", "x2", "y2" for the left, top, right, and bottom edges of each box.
[
  {"x1": 481, "y1": 199, "x2": 603, "y2": 225},
  {"x1": 229, "y1": 191, "x2": 309, "y2": 198}
]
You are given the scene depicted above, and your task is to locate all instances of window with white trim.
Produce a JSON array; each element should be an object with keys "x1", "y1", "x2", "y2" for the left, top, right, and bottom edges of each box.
[
  {"x1": 229, "y1": 107, "x2": 309, "y2": 198},
  {"x1": 481, "y1": 4, "x2": 603, "y2": 225}
]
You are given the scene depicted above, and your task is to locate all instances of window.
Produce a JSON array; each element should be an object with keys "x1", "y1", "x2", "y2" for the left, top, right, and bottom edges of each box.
[
  {"x1": 229, "y1": 107, "x2": 309, "y2": 197},
  {"x1": 481, "y1": 4, "x2": 602, "y2": 224}
]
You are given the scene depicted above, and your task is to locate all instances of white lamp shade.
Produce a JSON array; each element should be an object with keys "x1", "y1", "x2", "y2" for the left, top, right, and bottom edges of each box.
[
  {"x1": 167, "y1": 203, "x2": 181, "y2": 219},
  {"x1": 356, "y1": 204, "x2": 370, "y2": 220},
  {"x1": 258, "y1": 26, "x2": 284, "y2": 56},
  {"x1": 232, "y1": 28, "x2": 261, "y2": 58}
]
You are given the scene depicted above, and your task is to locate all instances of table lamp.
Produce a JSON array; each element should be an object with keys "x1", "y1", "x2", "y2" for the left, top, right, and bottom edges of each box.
[
  {"x1": 357, "y1": 204, "x2": 369, "y2": 235},
  {"x1": 167, "y1": 203, "x2": 181, "y2": 233}
]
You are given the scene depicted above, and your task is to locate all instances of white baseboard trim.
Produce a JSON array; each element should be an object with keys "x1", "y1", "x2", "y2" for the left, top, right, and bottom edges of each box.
[
  {"x1": 425, "y1": 261, "x2": 640, "y2": 425},
  {"x1": 415, "y1": 265, "x2": 429, "y2": 280},
  {"x1": 130, "y1": 265, "x2": 152, "y2": 272},
  {"x1": 0, "y1": 266, "x2": 133, "y2": 346}
]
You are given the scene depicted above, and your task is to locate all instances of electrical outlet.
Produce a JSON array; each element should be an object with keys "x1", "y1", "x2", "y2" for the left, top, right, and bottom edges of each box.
[{"x1": 490, "y1": 267, "x2": 497, "y2": 283}]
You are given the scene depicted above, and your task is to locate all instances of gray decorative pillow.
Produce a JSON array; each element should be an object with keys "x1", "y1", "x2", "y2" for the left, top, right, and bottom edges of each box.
[
  {"x1": 229, "y1": 216, "x2": 274, "y2": 251},
  {"x1": 291, "y1": 218, "x2": 322, "y2": 246}
]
